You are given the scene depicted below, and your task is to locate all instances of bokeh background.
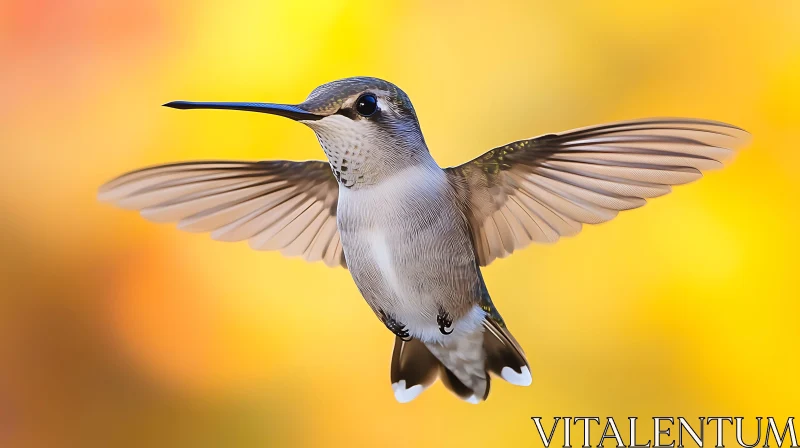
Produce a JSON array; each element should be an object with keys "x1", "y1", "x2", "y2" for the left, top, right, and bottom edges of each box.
[{"x1": 1, "y1": 1, "x2": 798, "y2": 447}]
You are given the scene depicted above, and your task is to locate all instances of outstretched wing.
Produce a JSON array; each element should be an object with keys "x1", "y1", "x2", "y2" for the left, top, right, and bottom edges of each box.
[
  {"x1": 99, "y1": 160, "x2": 346, "y2": 268},
  {"x1": 445, "y1": 118, "x2": 751, "y2": 266}
]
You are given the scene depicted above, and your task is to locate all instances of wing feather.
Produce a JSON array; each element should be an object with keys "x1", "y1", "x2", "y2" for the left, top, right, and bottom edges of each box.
[
  {"x1": 446, "y1": 118, "x2": 750, "y2": 266},
  {"x1": 99, "y1": 160, "x2": 346, "y2": 268}
]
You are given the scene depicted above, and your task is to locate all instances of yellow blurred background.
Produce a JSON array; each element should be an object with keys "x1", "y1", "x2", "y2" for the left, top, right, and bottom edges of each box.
[{"x1": 1, "y1": 0, "x2": 798, "y2": 446}]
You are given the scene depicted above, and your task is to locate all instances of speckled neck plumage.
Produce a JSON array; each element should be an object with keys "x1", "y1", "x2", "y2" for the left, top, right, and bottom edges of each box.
[{"x1": 307, "y1": 113, "x2": 431, "y2": 189}]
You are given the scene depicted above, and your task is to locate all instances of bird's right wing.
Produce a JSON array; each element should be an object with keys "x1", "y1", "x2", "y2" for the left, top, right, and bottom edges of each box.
[
  {"x1": 99, "y1": 160, "x2": 346, "y2": 268},
  {"x1": 445, "y1": 118, "x2": 751, "y2": 266}
]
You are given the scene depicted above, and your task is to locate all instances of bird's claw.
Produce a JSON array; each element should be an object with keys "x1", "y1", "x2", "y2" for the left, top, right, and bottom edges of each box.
[
  {"x1": 380, "y1": 310, "x2": 412, "y2": 341},
  {"x1": 437, "y1": 309, "x2": 453, "y2": 335},
  {"x1": 397, "y1": 328, "x2": 412, "y2": 341}
]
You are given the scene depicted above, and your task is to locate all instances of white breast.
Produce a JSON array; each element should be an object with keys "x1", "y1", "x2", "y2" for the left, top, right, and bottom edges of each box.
[
  {"x1": 339, "y1": 162, "x2": 449, "y2": 300},
  {"x1": 338, "y1": 163, "x2": 475, "y2": 341},
  {"x1": 365, "y1": 228, "x2": 404, "y2": 298}
]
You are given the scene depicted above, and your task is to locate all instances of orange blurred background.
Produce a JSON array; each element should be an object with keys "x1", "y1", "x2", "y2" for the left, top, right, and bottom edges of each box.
[{"x1": 1, "y1": 1, "x2": 798, "y2": 447}]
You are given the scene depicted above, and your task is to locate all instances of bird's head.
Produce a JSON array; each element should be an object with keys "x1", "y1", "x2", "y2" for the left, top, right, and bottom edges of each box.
[{"x1": 165, "y1": 77, "x2": 430, "y2": 187}]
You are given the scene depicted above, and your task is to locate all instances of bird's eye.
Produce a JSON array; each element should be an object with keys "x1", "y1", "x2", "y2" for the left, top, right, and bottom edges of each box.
[{"x1": 355, "y1": 94, "x2": 378, "y2": 117}]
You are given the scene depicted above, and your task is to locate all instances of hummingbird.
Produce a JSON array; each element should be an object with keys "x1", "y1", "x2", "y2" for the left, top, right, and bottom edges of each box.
[{"x1": 99, "y1": 77, "x2": 750, "y2": 404}]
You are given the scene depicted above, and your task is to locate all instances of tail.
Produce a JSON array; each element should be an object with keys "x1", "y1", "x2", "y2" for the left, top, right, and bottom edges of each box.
[{"x1": 390, "y1": 318, "x2": 530, "y2": 403}]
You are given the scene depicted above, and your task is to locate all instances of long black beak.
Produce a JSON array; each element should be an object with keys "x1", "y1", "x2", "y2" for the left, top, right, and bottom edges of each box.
[{"x1": 163, "y1": 101, "x2": 323, "y2": 121}]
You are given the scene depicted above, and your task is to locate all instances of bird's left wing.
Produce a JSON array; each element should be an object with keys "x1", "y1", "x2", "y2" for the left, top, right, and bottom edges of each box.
[
  {"x1": 99, "y1": 160, "x2": 346, "y2": 268},
  {"x1": 445, "y1": 118, "x2": 751, "y2": 266}
]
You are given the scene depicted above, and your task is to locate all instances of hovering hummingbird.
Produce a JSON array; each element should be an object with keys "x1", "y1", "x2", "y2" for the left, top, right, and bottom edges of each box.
[{"x1": 99, "y1": 77, "x2": 750, "y2": 404}]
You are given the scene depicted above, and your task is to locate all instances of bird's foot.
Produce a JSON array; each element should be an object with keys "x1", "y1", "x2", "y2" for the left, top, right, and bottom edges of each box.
[
  {"x1": 380, "y1": 310, "x2": 412, "y2": 341},
  {"x1": 437, "y1": 308, "x2": 453, "y2": 335}
]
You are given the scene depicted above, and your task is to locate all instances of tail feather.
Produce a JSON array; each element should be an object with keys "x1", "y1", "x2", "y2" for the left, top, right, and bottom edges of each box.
[
  {"x1": 483, "y1": 319, "x2": 532, "y2": 386},
  {"x1": 390, "y1": 337, "x2": 440, "y2": 403},
  {"x1": 439, "y1": 364, "x2": 488, "y2": 403},
  {"x1": 389, "y1": 317, "x2": 530, "y2": 403}
]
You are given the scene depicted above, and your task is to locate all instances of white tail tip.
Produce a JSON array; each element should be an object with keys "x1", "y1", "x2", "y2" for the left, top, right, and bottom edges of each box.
[
  {"x1": 501, "y1": 366, "x2": 532, "y2": 386},
  {"x1": 392, "y1": 380, "x2": 424, "y2": 403}
]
